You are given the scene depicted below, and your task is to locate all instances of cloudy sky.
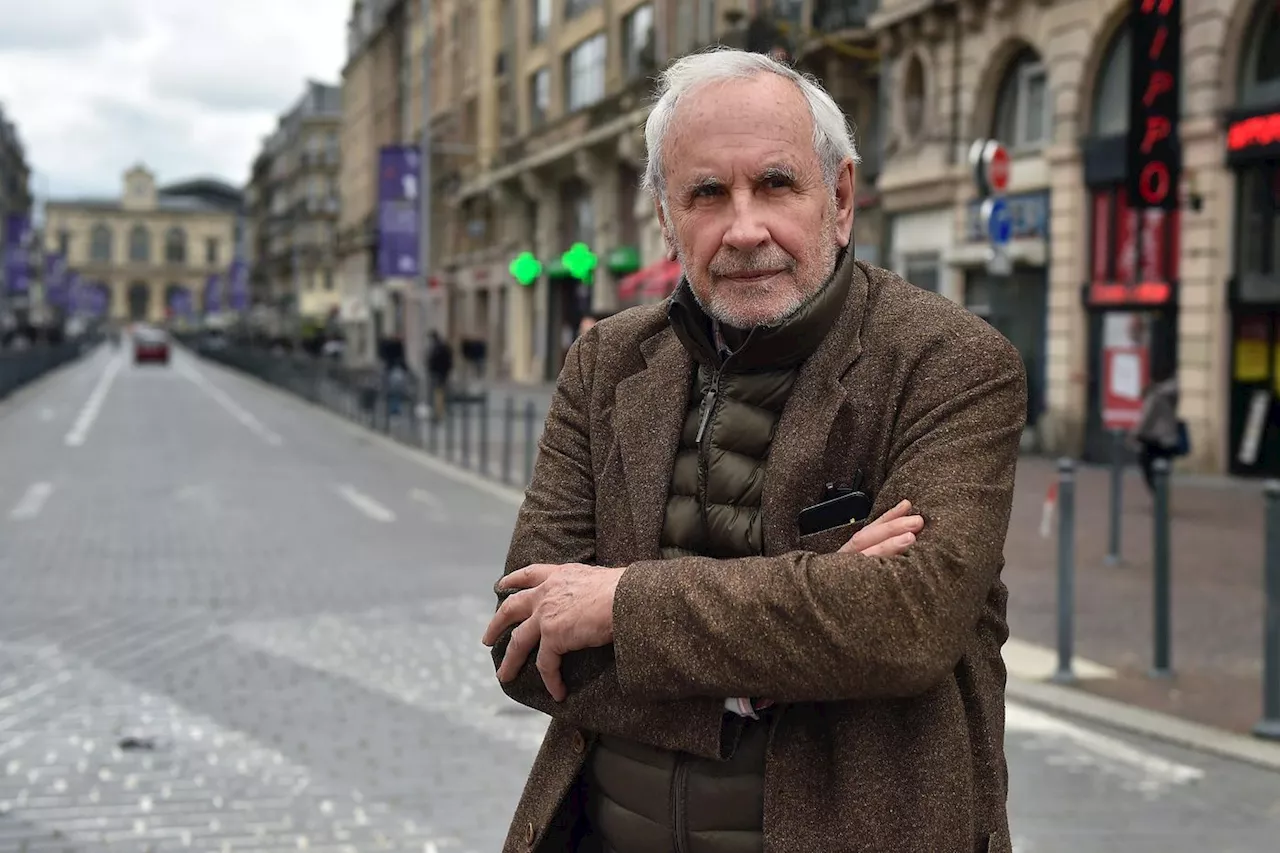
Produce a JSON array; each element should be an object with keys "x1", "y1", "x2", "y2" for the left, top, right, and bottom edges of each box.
[{"x1": 0, "y1": 0, "x2": 350, "y2": 202}]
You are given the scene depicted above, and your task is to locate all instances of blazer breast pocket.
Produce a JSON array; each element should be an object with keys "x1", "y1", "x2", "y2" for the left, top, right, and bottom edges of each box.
[{"x1": 795, "y1": 520, "x2": 863, "y2": 555}]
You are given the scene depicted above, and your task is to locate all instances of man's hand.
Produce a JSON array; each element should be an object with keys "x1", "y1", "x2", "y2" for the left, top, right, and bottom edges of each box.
[
  {"x1": 839, "y1": 499, "x2": 923, "y2": 555},
  {"x1": 482, "y1": 563, "x2": 625, "y2": 702}
]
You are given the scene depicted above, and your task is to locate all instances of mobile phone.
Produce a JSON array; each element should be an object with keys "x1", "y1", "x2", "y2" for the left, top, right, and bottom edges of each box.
[{"x1": 797, "y1": 490, "x2": 873, "y2": 536}]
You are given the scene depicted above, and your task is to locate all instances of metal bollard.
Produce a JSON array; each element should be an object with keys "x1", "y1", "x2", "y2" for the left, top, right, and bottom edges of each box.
[
  {"x1": 523, "y1": 399, "x2": 536, "y2": 486},
  {"x1": 445, "y1": 399, "x2": 456, "y2": 462},
  {"x1": 501, "y1": 396, "x2": 514, "y2": 484},
  {"x1": 479, "y1": 394, "x2": 490, "y2": 477},
  {"x1": 1151, "y1": 456, "x2": 1174, "y2": 678},
  {"x1": 1053, "y1": 458, "x2": 1077, "y2": 684},
  {"x1": 1255, "y1": 481, "x2": 1280, "y2": 740},
  {"x1": 1105, "y1": 430, "x2": 1124, "y2": 566},
  {"x1": 461, "y1": 397, "x2": 472, "y2": 469}
]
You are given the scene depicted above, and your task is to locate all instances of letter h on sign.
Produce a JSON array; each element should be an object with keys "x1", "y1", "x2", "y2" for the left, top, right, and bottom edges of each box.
[{"x1": 1127, "y1": 0, "x2": 1182, "y2": 211}]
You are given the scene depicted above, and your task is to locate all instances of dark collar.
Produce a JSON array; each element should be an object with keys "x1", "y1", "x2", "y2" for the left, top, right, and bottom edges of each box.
[{"x1": 667, "y1": 247, "x2": 854, "y2": 373}]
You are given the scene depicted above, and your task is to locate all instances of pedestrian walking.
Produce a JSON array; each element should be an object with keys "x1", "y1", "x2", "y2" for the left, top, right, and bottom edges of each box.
[
  {"x1": 1131, "y1": 367, "x2": 1184, "y2": 493},
  {"x1": 425, "y1": 330, "x2": 453, "y2": 423},
  {"x1": 481, "y1": 49, "x2": 1027, "y2": 853}
]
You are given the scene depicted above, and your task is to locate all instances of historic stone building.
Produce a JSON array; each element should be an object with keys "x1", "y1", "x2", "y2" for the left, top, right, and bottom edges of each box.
[
  {"x1": 245, "y1": 81, "x2": 342, "y2": 332},
  {"x1": 44, "y1": 166, "x2": 241, "y2": 324},
  {"x1": 870, "y1": 0, "x2": 1280, "y2": 476}
]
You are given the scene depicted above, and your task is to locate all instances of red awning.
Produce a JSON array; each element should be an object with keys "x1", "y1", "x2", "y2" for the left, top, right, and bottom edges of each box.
[{"x1": 618, "y1": 258, "x2": 682, "y2": 302}]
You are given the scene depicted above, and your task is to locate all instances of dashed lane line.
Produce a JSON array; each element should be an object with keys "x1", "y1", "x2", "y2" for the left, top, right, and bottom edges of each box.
[
  {"x1": 7, "y1": 482, "x2": 54, "y2": 521},
  {"x1": 64, "y1": 355, "x2": 123, "y2": 447}
]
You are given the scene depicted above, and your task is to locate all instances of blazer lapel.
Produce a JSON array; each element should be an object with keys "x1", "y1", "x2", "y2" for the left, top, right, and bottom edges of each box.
[
  {"x1": 613, "y1": 328, "x2": 693, "y2": 560},
  {"x1": 761, "y1": 262, "x2": 871, "y2": 555}
]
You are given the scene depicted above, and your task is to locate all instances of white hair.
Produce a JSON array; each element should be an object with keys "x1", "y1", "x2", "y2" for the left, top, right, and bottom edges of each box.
[{"x1": 641, "y1": 48, "x2": 860, "y2": 202}]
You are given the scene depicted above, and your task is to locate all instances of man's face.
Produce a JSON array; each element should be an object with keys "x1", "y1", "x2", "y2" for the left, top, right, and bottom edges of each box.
[{"x1": 657, "y1": 74, "x2": 855, "y2": 329}]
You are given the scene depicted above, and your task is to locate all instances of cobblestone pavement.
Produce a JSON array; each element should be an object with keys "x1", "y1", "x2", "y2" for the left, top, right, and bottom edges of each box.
[{"x1": 0, "y1": 346, "x2": 1277, "y2": 852}]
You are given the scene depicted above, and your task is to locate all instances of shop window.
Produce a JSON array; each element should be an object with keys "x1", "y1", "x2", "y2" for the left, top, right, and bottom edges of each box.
[
  {"x1": 1238, "y1": 163, "x2": 1280, "y2": 280},
  {"x1": 1089, "y1": 184, "x2": 1181, "y2": 286},
  {"x1": 1240, "y1": 0, "x2": 1280, "y2": 107},
  {"x1": 994, "y1": 49, "x2": 1050, "y2": 150}
]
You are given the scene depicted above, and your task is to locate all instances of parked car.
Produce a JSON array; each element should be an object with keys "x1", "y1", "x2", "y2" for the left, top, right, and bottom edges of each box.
[{"x1": 133, "y1": 326, "x2": 170, "y2": 365}]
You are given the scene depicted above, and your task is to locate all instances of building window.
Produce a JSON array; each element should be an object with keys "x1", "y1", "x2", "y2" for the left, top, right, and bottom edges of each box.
[
  {"x1": 564, "y1": 33, "x2": 606, "y2": 113},
  {"x1": 903, "y1": 252, "x2": 941, "y2": 293},
  {"x1": 901, "y1": 54, "x2": 927, "y2": 139},
  {"x1": 622, "y1": 4, "x2": 655, "y2": 80},
  {"x1": 90, "y1": 224, "x2": 112, "y2": 262},
  {"x1": 565, "y1": 0, "x2": 600, "y2": 20},
  {"x1": 57, "y1": 229, "x2": 71, "y2": 258},
  {"x1": 1092, "y1": 27, "x2": 1130, "y2": 137},
  {"x1": 1241, "y1": 0, "x2": 1280, "y2": 107},
  {"x1": 206, "y1": 238, "x2": 220, "y2": 266},
  {"x1": 1238, "y1": 164, "x2": 1280, "y2": 279},
  {"x1": 531, "y1": 0, "x2": 550, "y2": 43},
  {"x1": 129, "y1": 225, "x2": 150, "y2": 264},
  {"x1": 529, "y1": 67, "x2": 550, "y2": 128},
  {"x1": 994, "y1": 50, "x2": 1050, "y2": 150},
  {"x1": 164, "y1": 227, "x2": 187, "y2": 265},
  {"x1": 324, "y1": 269, "x2": 335, "y2": 290}
]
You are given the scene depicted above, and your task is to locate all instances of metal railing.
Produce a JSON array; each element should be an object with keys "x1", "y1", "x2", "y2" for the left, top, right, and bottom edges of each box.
[
  {"x1": 188, "y1": 340, "x2": 548, "y2": 490},
  {"x1": 0, "y1": 340, "x2": 92, "y2": 402}
]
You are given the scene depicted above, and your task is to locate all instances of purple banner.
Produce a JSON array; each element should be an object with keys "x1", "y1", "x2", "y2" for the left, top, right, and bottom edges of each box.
[
  {"x1": 203, "y1": 273, "x2": 222, "y2": 314},
  {"x1": 4, "y1": 212, "x2": 33, "y2": 296},
  {"x1": 43, "y1": 252, "x2": 70, "y2": 310},
  {"x1": 227, "y1": 258, "x2": 249, "y2": 311},
  {"x1": 376, "y1": 145, "x2": 420, "y2": 279},
  {"x1": 89, "y1": 283, "x2": 110, "y2": 317},
  {"x1": 168, "y1": 286, "x2": 195, "y2": 319}
]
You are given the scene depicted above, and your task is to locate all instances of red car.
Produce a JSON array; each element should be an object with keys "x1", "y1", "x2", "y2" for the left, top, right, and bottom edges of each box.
[{"x1": 133, "y1": 327, "x2": 170, "y2": 365}]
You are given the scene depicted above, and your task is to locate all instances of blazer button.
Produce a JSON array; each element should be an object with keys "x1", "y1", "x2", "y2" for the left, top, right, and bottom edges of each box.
[
  {"x1": 524, "y1": 820, "x2": 536, "y2": 846},
  {"x1": 571, "y1": 730, "x2": 586, "y2": 754}
]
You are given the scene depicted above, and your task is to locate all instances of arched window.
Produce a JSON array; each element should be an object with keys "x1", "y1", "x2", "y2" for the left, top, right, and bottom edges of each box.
[
  {"x1": 1091, "y1": 26, "x2": 1131, "y2": 138},
  {"x1": 1240, "y1": 0, "x2": 1280, "y2": 107},
  {"x1": 993, "y1": 47, "x2": 1050, "y2": 150},
  {"x1": 90, "y1": 224, "x2": 112, "y2": 262},
  {"x1": 164, "y1": 227, "x2": 187, "y2": 265},
  {"x1": 129, "y1": 225, "x2": 151, "y2": 263}
]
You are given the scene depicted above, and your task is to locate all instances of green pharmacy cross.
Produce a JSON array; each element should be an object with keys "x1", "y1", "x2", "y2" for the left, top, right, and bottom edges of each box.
[
  {"x1": 561, "y1": 242, "x2": 598, "y2": 282},
  {"x1": 509, "y1": 252, "x2": 542, "y2": 286}
]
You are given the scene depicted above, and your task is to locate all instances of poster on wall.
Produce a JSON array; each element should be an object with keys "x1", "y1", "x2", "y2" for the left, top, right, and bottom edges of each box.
[{"x1": 1101, "y1": 311, "x2": 1151, "y2": 430}]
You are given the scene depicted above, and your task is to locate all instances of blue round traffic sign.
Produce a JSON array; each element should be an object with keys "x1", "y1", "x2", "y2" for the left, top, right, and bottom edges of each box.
[{"x1": 983, "y1": 198, "x2": 1013, "y2": 246}]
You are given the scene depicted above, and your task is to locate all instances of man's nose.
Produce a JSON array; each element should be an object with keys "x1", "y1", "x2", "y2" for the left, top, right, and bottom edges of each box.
[{"x1": 721, "y1": 193, "x2": 770, "y2": 251}]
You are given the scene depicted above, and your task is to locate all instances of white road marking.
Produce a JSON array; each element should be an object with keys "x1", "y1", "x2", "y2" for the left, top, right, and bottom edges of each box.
[
  {"x1": 8, "y1": 482, "x2": 54, "y2": 521},
  {"x1": 177, "y1": 361, "x2": 283, "y2": 446},
  {"x1": 1002, "y1": 637, "x2": 1116, "y2": 681},
  {"x1": 64, "y1": 356, "x2": 123, "y2": 447},
  {"x1": 409, "y1": 488, "x2": 449, "y2": 522},
  {"x1": 336, "y1": 485, "x2": 397, "y2": 523},
  {"x1": 1005, "y1": 701, "x2": 1205, "y2": 795}
]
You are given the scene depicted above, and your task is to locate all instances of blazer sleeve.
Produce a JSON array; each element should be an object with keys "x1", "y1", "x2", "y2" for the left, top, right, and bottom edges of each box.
[
  {"x1": 610, "y1": 333, "x2": 1028, "y2": 704},
  {"x1": 489, "y1": 328, "x2": 736, "y2": 761}
]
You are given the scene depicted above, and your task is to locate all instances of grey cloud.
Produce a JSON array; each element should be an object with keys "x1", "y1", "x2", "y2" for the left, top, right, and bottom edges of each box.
[{"x1": 0, "y1": 0, "x2": 147, "y2": 51}]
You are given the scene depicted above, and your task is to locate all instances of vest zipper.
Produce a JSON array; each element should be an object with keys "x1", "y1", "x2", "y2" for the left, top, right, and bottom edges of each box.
[
  {"x1": 671, "y1": 754, "x2": 691, "y2": 853},
  {"x1": 695, "y1": 376, "x2": 721, "y2": 533}
]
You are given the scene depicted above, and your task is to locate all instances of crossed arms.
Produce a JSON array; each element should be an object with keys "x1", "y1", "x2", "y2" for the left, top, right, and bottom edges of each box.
[{"x1": 484, "y1": 328, "x2": 1027, "y2": 757}]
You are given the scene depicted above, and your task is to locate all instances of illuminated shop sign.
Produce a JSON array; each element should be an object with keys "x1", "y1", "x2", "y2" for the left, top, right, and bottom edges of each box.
[
  {"x1": 1127, "y1": 0, "x2": 1182, "y2": 210},
  {"x1": 1226, "y1": 112, "x2": 1280, "y2": 154}
]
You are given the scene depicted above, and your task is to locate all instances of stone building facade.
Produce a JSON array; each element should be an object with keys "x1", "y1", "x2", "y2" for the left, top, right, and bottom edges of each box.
[
  {"x1": 44, "y1": 166, "x2": 240, "y2": 324},
  {"x1": 870, "y1": 0, "x2": 1280, "y2": 476}
]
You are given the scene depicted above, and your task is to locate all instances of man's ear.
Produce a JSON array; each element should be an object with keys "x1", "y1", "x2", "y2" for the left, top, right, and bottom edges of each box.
[{"x1": 654, "y1": 196, "x2": 677, "y2": 260}]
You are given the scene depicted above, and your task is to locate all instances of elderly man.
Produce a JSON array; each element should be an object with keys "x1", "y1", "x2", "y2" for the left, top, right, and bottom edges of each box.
[{"x1": 482, "y1": 49, "x2": 1026, "y2": 853}]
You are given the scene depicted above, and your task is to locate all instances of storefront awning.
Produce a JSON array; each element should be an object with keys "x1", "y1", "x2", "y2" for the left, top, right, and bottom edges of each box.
[{"x1": 618, "y1": 258, "x2": 682, "y2": 302}]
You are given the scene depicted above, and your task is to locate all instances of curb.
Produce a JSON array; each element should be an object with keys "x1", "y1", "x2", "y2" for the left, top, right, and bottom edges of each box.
[
  {"x1": 196, "y1": 352, "x2": 1280, "y2": 773},
  {"x1": 1005, "y1": 675, "x2": 1280, "y2": 773},
  {"x1": 0, "y1": 345, "x2": 98, "y2": 423}
]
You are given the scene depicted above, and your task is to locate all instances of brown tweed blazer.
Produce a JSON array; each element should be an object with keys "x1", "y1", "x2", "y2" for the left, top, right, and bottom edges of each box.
[{"x1": 491, "y1": 256, "x2": 1027, "y2": 853}]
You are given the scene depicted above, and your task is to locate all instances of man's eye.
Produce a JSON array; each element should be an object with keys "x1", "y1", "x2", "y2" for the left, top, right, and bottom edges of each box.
[
  {"x1": 692, "y1": 185, "x2": 721, "y2": 198},
  {"x1": 763, "y1": 176, "x2": 792, "y2": 190}
]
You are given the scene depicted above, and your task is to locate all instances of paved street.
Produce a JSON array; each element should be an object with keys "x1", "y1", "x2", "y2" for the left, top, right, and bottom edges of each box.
[{"x1": 1, "y1": 346, "x2": 1278, "y2": 852}]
